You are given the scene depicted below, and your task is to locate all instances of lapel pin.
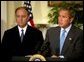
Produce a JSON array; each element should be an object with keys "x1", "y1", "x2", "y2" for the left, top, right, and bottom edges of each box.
[{"x1": 69, "y1": 38, "x2": 72, "y2": 41}]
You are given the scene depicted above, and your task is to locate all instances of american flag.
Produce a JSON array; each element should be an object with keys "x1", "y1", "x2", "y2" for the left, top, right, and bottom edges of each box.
[{"x1": 24, "y1": 1, "x2": 35, "y2": 27}]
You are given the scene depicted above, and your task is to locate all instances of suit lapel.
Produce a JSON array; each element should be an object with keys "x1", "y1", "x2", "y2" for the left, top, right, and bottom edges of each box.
[
  {"x1": 23, "y1": 25, "x2": 30, "y2": 37},
  {"x1": 15, "y1": 26, "x2": 21, "y2": 43},
  {"x1": 53, "y1": 27, "x2": 60, "y2": 55},
  {"x1": 22, "y1": 25, "x2": 31, "y2": 43},
  {"x1": 56, "y1": 27, "x2": 60, "y2": 55}
]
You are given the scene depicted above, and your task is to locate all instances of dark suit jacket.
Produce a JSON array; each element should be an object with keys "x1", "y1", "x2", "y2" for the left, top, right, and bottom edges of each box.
[
  {"x1": 43, "y1": 25, "x2": 83, "y2": 61},
  {"x1": 1, "y1": 25, "x2": 44, "y2": 61}
]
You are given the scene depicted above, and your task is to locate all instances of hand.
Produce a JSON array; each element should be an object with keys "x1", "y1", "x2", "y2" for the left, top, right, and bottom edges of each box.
[
  {"x1": 25, "y1": 55, "x2": 32, "y2": 57},
  {"x1": 51, "y1": 55, "x2": 59, "y2": 58}
]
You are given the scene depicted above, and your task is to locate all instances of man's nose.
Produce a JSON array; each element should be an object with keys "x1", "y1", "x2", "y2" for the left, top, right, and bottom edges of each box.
[{"x1": 19, "y1": 16, "x2": 23, "y2": 21}]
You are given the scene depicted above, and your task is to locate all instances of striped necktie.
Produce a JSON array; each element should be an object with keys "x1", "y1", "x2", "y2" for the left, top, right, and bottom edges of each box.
[{"x1": 21, "y1": 29, "x2": 24, "y2": 42}]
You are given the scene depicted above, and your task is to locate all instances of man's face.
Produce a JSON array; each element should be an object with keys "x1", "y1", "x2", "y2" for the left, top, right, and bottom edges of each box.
[
  {"x1": 16, "y1": 9, "x2": 28, "y2": 28},
  {"x1": 58, "y1": 10, "x2": 73, "y2": 28}
]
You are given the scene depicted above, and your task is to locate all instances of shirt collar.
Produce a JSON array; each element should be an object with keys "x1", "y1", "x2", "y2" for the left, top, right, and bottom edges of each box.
[
  {"x1": 18, "y1": 25, "x2": 28, "y2": 35},
  {"x1": 61, "y1": 24, "x2": 72, "y2": 33}
]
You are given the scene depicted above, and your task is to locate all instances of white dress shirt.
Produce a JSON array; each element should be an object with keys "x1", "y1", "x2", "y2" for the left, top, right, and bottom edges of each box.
[
  {"x1": 18, "y1": 25, "x2": 28, "y2": 37},
  {"x1": 60, "y1": 24, "x2": 72, "y2": 40}
]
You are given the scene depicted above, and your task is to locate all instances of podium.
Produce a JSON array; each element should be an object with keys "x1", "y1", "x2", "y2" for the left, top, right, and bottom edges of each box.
[{"x1": 12, "y1": 56, "x2": 66, "y2": 61}]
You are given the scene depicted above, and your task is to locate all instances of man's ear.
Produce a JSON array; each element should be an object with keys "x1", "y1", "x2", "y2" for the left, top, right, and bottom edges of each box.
[
  {"x1": 70, "y1": 18, "x2": 74, "y2": 23},
  {"x1": 27, "y1": 16, "x2": 29, "y2": 22}
]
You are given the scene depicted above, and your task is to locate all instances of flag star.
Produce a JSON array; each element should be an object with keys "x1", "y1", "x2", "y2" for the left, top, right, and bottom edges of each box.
[
  {"x1": 29, "y1": 10, "x2": 32, "y2": 13},
  {"x1": 29, "y1": 6, "x2": 31, "y2": 8},
  {"x1": 28, "y1": 10, "x2": 31, "y2": 12},
  {"x1": 27, "y1": 1, "x2": 29, "y2": 4},
  {"x1": 30, "y1": 14, "x2": 32, "y2": 17}
]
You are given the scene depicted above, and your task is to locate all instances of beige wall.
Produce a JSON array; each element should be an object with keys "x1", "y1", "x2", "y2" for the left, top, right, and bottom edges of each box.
[
  {"x1": 31, "y1": 1, "x2": 50, "y2": 24},
  {"x1": 1, "y1": 1, "x2": 7, "y2": 40},
  {"x1": 7, "y1": 1, "x2": 22, "y2": 29}
]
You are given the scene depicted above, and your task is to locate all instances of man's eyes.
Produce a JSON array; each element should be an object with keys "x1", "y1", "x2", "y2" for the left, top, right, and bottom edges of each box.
[
  {"x1": 16, "y1": 15, "x2": 26, "y2": 18},
  {"x1": 59, "y1": 15, "x2": 68, "y2": 18}
]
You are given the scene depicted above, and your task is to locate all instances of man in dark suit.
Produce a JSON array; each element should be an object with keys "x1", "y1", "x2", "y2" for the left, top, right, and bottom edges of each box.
[
  {"x1": 41, "y1": 7, "x2": 83, "y2": 61},
  {"x1": 1, "y1": 7, "x2": 44, "y2": 61}
]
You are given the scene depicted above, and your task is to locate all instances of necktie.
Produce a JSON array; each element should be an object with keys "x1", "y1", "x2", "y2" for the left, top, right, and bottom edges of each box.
[
  {"x1": 60, "y1": 29, "x2": 66, "y2": 54},
  {"x1": 21, "y1": 29, "x2": 24, "y2": 42}
]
